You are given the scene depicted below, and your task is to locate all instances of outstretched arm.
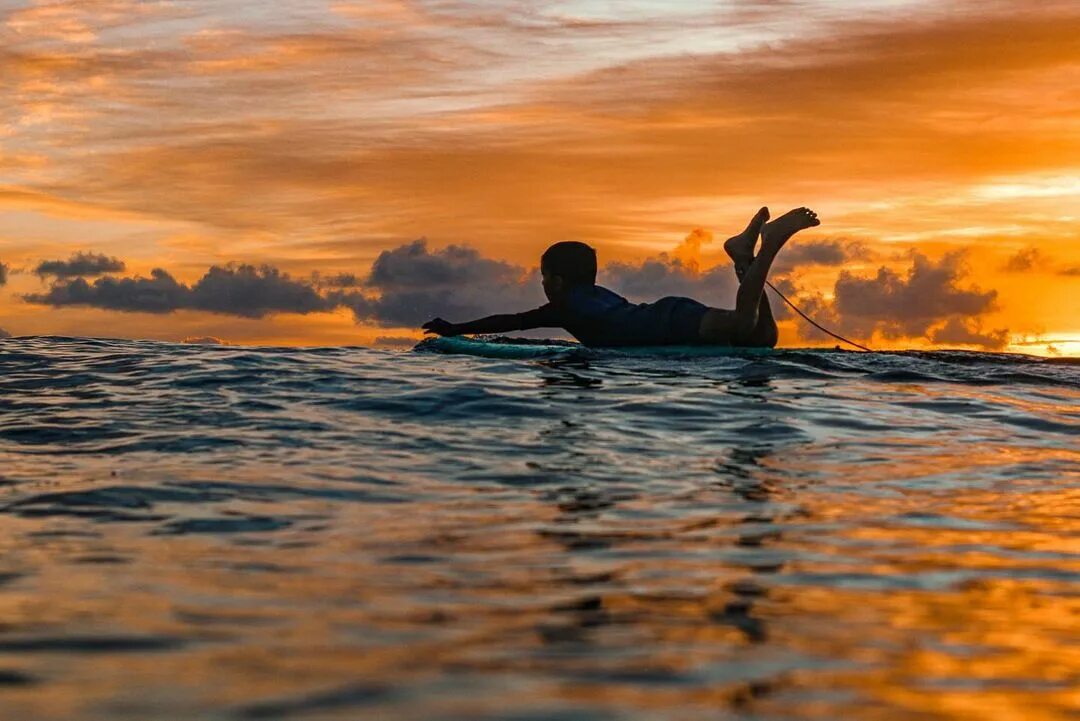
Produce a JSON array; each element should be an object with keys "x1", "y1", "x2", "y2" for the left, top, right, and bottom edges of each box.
[
  {"x1": 421, "y1": 303, "x2": 561, "y2": 337},
  {"x1": 421, "y1": 314, "x2": 523, "y2": 337}
]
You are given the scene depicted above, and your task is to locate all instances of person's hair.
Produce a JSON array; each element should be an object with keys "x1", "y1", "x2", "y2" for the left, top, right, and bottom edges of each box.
[{"x1": 541, "y1": 241, "x2": 597, "y2": 287}]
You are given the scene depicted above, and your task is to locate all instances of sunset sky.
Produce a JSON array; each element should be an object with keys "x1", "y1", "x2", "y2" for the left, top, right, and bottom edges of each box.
[{"x1": 2, "y1": 0, "x2": 1078, "y2": 353}]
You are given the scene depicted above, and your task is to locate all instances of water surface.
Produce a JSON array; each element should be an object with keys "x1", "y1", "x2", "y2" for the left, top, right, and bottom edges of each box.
[{"x1": 1, "y1": 337, "x2": 1077, "y2": 720}]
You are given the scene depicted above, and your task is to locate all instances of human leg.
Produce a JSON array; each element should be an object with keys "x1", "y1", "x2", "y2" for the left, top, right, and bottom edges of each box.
[
  {"x1": 724, "y1": 207, "x2": 778, "y2": 347},
  {"x1": 701, "y1": 207, "x2": 819, "y2": 345}
]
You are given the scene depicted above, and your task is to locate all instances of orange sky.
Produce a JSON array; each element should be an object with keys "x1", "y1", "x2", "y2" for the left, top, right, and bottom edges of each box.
[{"x1": 1, "y1": 0, "x2": 1078, "y2": 354}]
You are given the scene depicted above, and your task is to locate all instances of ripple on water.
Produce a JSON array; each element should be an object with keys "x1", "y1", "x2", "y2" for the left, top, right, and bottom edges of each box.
[{"x1": 0, "y1": 337, "x2": 1076, "y2": 720}]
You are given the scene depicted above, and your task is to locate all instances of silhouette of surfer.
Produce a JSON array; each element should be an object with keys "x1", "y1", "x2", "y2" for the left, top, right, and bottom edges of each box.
[{"x1": 422, "y1": 207, "x2": 819, "y2": 347}]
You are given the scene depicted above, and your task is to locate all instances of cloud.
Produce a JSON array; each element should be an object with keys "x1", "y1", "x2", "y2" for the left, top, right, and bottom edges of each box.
[
  {"x1": 999, "y1": 248, "x2": 1080, "y2": 277},
  {"x1": 190, "y1": 265, "x2": 332, "y2": 317},
  {"x1": 21, "y1": 242, "x2": 546, "y2": 326},
  {"x1": 4, "y1": 0, "x2": 169, "y2": 44},
  {"x1": 770, "y1": 238, "x2": 869, "y2": 277},
  {"x1": 8, "y1": 0, "x2": 1076, "y2": 262},
  {"x1": 27, "y1": 268, "x2": 188, "y2": 314},
  {"x1": 929, "y1": 317, "x2": 1009, "y2": 350},
  {"x1": 781, "y1": 239, "x2": 862, "y2": 266},
  {"x1": 22, "y1": 241, "x2": 543, "y2": 328},
  {"x1": 1001, "y1": 246, "x2": 1042, "y2": 272},
  {"x1": 35, "y1": 251, "x2": 126, "y2": 278},
  {"x1": 339, "y1": 239, "x2": 544, "y2": 327},
  {"x1": 312, "y1": 272, "x2": 362, "y2": 289},
  {"x1": 181, "y1": 336, "x2": 229, "y2": 345},
  {"x1": 16, "y1": 234, "x2": 823, "y2": 332},
  {"x1": 26, "y1": 264, "x2": 335, "y2": 318},
  {"x1": 0, "y1": 328, "x2": 10, "y2": 339},
  {"x1": 796, "y1": 251, "x2": 1004, "y2": 343},
  {"x1": 13, "y1": 238, "x2": 1013, "y2": 352},
  {"x1": 0, "y1": 262, "x2": 8, "y2": 286}
]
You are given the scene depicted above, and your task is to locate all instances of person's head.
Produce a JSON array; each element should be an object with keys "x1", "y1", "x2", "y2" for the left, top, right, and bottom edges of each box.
[{"x1": 540, "y1": 241, "x2": 597, "y2": 301}]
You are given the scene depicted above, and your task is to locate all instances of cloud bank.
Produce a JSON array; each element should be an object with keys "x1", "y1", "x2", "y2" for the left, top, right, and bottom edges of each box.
[
  {"x1": 26, "y1": 264, "x2": 334, "y2": 318},
  {"x1": 789, "y1": 251, "x2": 1009, "y2": 349},
  {"x1": 22, "y1": 239, "x2": 1010, "y2": 349},
  {"x1": 833, "y1": 252, "x2": 997, "y2": 338}
]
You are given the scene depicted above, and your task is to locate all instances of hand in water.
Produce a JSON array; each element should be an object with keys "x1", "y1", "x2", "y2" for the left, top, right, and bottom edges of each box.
[{"x1": 421, "y1": 318, "x2": 459, "y2": 336}]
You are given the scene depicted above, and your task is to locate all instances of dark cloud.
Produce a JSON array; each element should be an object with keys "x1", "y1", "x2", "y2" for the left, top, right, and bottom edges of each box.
[
  {"x1": 26, "y1": 264, "x2": 335, "y2": 318},
  {"x1": 790, "y1": 252, "x2": 1004, "y2": 344},
  {"x1": 312, "y1": 272, "x2": 362, "y2": 289},
  {"x1": 35, "y1": 252, "x2": 126, "y2": 278},
  {"x1": 778, "y1": 239, "x2": 863, "y2": 268},
  {"x1": 27, "y1": 268, "x2": 189, "y2": 314},
  {"x1": 1058, "y1": 266, "x2": 1080, "y2": 277},
  {"x1": 190, "y1": 265, "x2": 331, "y2": 317},
  {"x1": 368, "y1": 239, "x2": 524, "y2": 290},
  {"x1": 929, "y1": 318, "x2": 1009, "y2": 350},
  {"x1": 769, "y1": 238, "x2": 869, "y2": 278},
  {"x1": 1001, "y1": 247, "x2": 1042, "y2": 273},
  {"x1": 341, "y1": 239, "x2": 544, "y2": 327},
  {"x1": 22, "y1": 242, "x2": 544, "y2": 327},
  {"x1": 0, "y1": 262, "x2": 7, "y2": 286}
]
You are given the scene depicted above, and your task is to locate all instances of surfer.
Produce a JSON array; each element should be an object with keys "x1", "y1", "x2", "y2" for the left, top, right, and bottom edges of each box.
[{"x1": 421, "y1": 207, "x2": 819, "y2": 348}]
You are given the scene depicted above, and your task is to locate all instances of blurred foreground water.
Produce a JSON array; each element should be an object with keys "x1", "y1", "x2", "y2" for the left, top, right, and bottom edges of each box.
[{"x1": 0, "y1": 337, "x2": 1077, "y2": 720}]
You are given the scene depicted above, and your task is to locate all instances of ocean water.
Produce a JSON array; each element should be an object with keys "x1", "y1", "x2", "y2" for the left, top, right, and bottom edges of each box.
[{"x1": 0, "y1": 336, "x2": 1077, "y2": 721}]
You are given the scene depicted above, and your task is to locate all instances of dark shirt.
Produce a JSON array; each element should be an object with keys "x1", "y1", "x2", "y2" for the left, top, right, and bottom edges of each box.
[{"x1": 515, "y1": 285, "x2": 708, "y2": 347}]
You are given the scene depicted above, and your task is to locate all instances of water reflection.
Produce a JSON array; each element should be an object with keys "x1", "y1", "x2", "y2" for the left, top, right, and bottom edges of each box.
[
  {"x1": 538, "y1": 360, "x2": 604, "y2": 390},
  {"x1": 0, "y1": 338, "x2": 1076, "y2": 720}
]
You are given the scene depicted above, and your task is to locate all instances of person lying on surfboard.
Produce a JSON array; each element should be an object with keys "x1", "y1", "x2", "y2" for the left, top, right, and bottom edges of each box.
[{"x1": 421, "y1": 207, "x2": 819, "y2": 348}]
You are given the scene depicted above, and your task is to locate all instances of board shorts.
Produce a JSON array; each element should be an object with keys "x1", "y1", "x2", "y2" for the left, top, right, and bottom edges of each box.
[
  {"x1": 639, "y1": 296, "x2": 710, "y2": 345},
  {"x1": 515, "y1": 287, "x2": 712, "y2": 347}
]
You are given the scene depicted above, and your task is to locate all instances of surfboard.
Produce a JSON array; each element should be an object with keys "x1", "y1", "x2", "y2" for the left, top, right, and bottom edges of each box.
[{"x1": 414, "y1": 335, "x2": 777, "y2": 360}]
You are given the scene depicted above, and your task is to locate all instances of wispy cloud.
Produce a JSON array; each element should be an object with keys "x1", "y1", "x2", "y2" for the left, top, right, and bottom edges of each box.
[{"x1": 2, "y1": 0, "x2": 1077, "y2": 348}]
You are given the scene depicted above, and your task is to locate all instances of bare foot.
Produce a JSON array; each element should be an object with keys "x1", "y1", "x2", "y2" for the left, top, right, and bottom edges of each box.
[
  {"x1": 761, "y1": 207, "x2": 819, "y2": 255},
  {"x1": 724, "y1": 207, "x2": 769, "y2": 276}
]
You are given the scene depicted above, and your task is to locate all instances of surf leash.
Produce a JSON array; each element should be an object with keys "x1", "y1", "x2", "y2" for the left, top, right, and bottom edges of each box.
[{"x1": 765, "y1": 281, "x2": 873, "y2": 352}]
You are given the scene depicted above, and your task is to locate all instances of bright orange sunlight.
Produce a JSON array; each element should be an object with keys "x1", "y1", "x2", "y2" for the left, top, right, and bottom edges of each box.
[{"x1": 1, "y1": 0, "x2": 1077, "y2": 353}]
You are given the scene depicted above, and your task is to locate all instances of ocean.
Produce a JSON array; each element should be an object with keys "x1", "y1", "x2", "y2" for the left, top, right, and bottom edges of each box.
[{"x1": 1, "y1": 336, "x2": 1077, "y2": 720}]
